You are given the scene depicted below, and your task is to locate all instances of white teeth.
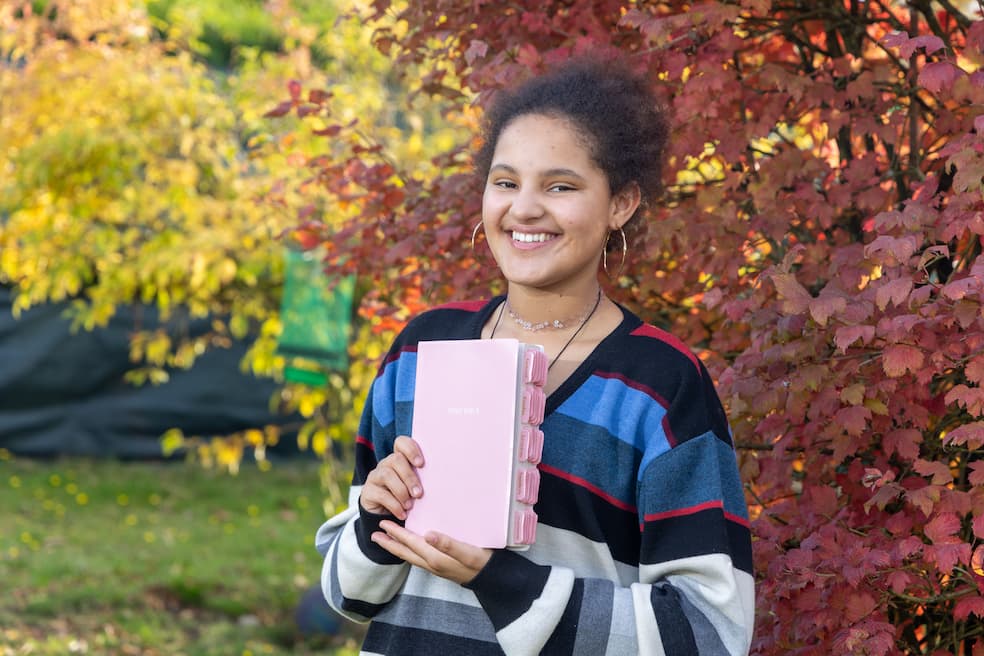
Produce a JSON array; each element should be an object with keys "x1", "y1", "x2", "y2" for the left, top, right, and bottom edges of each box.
[{"x1": 512, "y1": 231, "x2": 554, "y2": 243}]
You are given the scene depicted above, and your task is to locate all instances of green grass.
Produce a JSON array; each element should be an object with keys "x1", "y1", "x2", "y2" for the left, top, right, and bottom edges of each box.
[{"x1": 0, "y1": 453, "x2": 363, "y2": 655}]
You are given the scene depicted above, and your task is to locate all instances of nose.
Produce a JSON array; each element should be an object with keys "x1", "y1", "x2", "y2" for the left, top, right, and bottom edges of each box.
[{"x1": 509, "y1": 186, "x2": 543, "y2": 220}]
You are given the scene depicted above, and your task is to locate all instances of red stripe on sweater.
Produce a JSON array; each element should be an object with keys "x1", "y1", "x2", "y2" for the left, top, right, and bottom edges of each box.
[
  {"x1": 629, "y1": 324, "x2": 701, "y2": 373},
  {"x1": 539, "y1": 463, "x2": 637, "y2": 513},
  {"x1": 643, "y1": 499, "x2": 723, "y2": 523}
]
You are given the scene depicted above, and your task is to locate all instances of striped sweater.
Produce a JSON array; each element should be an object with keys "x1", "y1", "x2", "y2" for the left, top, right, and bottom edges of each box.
[{"x1": 315, "y1": 298, "x2": 755, "y2": 655}]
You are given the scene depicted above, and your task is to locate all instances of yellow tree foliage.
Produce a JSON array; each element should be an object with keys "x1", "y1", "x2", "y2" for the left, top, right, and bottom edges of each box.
[{"x1": 0, "y1": 0, "x2": 463, "y2": 488}]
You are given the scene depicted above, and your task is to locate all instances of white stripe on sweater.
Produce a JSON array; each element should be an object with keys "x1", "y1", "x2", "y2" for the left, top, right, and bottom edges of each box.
[
  {"x1": 646, "y1": 553, "x2": 754, "y2": 655},
  {"x1": 496, "y1": 567, "x2": 575, "y2": 656}
]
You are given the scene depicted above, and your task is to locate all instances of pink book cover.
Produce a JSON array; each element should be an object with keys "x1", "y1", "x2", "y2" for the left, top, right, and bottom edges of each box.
[{"x1": 406, "y1": 338, "x2": 544, "y2": 548}]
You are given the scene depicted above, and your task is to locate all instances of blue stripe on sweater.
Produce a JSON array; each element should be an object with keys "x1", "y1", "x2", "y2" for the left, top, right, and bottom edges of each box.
[
  {"x1": 371, "y1": 350, "x2": 418, "y2": 427},
  {"x1": 539, "y1": 413, "x2": 641, "y2": 510},
  {"x1": 556, "y1": 373, "x2": 672, "y2": 478},
  {"x1": 639, "y1": 433, "x2": 749, "y2": 521}
]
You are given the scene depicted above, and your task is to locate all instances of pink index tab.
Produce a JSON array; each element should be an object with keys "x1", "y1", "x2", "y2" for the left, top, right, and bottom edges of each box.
[
  {"x1": 521, "y1": 386, "x2": 546, "y2": 424},
  {"x1": 523, "y1": 348, "x2": 548, "y2": 386},
  {"x1": 515, "y1": 468, "x2": 541, "y2": 504},
  {"x1": 526, "y1": 467, "x2": 540, "y2": 501},
  {"x1": 528, "y1": 428, "x2": 544, "y2": 463},
  {"x1": 515, "y1": 469, "x2": 528, "y2": 503},
  {"x1": 512, "y1": 508, "x2": 538, "y2": 545},
  {"x1": 518, "y1": 426, "x2": 543, "y2": 463},
  {"x1": 514, "y1": 468, "x2": 541, "y2": 504}
]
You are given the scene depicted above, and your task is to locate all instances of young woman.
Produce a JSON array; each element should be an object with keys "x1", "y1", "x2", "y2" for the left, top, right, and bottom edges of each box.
[{"x1": 315, "y1": 59, "x2": 755, "y2": 655}]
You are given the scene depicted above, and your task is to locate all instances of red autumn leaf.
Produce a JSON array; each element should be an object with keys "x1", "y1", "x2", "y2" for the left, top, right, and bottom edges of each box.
[
  {"x1": 864, "y1": 235, "x2": 919, "y2": 264},
  {"x1": 836, "y1": 406, "x2": 871, "y2": 436},
  {"x1": 895, "y1": 34, "x2": 947, "y2": 59},
  {"x1": 865, "y1": 484, "x2": 904, "y2": 513},
  {"x1": 383, "y1": 239, "x2": 414, "y2": 265},
  {"x1": 308, "y1": 89, "x2": 331, "y2": 104},
  {"x1": 943, "y1": 421, "x2": 984, "y2": 449},
  {"x1": 834, "y1": 325, "x2": 875, "y2": 353},
  {"x1": 924, "y1": 512, "x2": 961, "y2": 544},
  {"x1": 918, "y1": 61, "x2": 963, "y2": 94},
  {"x1": 941, "y1": 276, "x2": 980, "y2": 300},
  {"x1": 874, "y1": 275, "x2": 913, "y2": 310},
  {"x1": 883, "y1": 429, "x2": 921, "y2": 461},
  {"x1": 884, "y1": 570, "x2": 912, "y2": 594},
  {"x1": 945, "y1": 384, "x2": 984, "y2": 417},
  {"x1": 882, "y1": 345, "x2": 924, "y2": 378},
  {"x1": 953, "y1": 300, "x2": 979, "y2": 328},
  {"x1": 516, "y1": 43, "x2": 541, "y2": 69},
  {"x1": 967, "y1": 356, "x2": 984, "y2": 384},
  {"x1": 880, "y1": 31, "x2": 911, "y2": 49},
  {"x1": 930, "y1": 542, "x2": 972, "y2": 575},
  {"x1": 974, "y1": 518, "x2": 984, "y2": 543},
  {"x1": 913, "y1": 459, "x2": 953, "y2": 485},
  {"x1": 464, "y1": 39, "x2": 489, "y2": 65},
  {"x1": 969, "y1": 462, "x2": 984, "y2": 487},
  {"x1": 313, "y1": 125, "x2": 342, "y2": 137},
  {"x1": 287, "y1": 79, "x2": 302, "y2": 100},
  {"x1": 297, "y1": 104, "x2": 320, "y2": 118},
  {"x1": 771, "y1": 271, "x2": 811, "y2": 314},
  {"x1": 845, "y1": 592, "x2": 878, "y2": 623},
  {"x1": 809, "y1": 294, "x2": 846, "y2": 326},
  {"x1": 263, "y1": 100, "x2": 294, "y2": 118},
  {"x1": 907, "y1": 485, "x2": 941, "y2": 516},
  {"x1": 953, "y1": 594, "x2": 984, "y2": 621}
]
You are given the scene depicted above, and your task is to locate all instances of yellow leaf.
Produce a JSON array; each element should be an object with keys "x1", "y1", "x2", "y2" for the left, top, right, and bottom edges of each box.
[
  {"x1": 840, "y1": 383, "x2": 865, "y2": 406},
  {"x1": 864, "y1": 398, "x2": 889, "y2": 416}
]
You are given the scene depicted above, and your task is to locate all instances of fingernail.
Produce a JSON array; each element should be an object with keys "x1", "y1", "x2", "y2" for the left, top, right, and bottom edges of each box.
[
  {"x1": 414, "y1": 458, "x2": 424, "y2": 467},
  {"x1": 412, "y1": 486, "x2": 422, "y2": 497},
  {"x1": 404, "y1": 499, "x2": 413, "y2": 509}
]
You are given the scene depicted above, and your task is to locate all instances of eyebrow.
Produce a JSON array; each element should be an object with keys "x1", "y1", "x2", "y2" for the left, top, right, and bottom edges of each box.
[{"x1": 489, "y1": 163, "x2": 587, "y2": 181}]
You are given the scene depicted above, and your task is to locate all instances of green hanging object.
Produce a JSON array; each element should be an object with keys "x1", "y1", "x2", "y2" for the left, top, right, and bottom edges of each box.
[{"x1": 277, "y1": 249, "x2": 355, "y2": 387}]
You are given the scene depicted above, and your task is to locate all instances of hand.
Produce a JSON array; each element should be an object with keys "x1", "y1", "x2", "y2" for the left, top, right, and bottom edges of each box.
[
  {"x1": 359, "y1": 435, "x2": 424, "y2": 520},
  {"x1": 372, "y1": 520, "x2": 493, "y2": 585}
]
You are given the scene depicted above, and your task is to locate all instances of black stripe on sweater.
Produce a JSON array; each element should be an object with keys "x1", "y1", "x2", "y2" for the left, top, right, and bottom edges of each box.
[
  {"x1": 641, "y1": 507, "x2": 753, "y2": 575},
  {"x1": 536, "y1": 472, "x2": 641, "y2": 565},
  {"x1": 362, "y1": 621, "x2": 506, "y2": 655}
]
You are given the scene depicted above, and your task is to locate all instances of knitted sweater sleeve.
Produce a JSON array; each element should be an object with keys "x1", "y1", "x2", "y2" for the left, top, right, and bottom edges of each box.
[
  {"x1": 314, "y1": 346, "x2": 413, "y2": 622},
  {"x1": 463, "y1": 361, "x2": 755, "y2": 656}
]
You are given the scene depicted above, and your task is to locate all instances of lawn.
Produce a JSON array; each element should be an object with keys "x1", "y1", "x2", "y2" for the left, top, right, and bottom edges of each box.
[{"x1": 0, "y1": 451, "x2": 364, "y2": 655}]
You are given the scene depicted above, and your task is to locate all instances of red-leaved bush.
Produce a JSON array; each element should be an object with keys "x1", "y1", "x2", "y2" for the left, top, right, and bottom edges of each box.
[{"x1": 273, "y1": 1, "x2": 984, "y2": 653}]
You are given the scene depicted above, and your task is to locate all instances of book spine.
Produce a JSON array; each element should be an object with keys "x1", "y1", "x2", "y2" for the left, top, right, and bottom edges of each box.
[{"x1": 508, "y1": 345, "x2": 548, "y2": 548}]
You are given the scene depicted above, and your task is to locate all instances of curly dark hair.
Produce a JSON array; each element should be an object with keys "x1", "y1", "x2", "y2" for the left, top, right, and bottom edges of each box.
[{"x1": 474, "y1": 57, "x2": 669, "y2": 239}]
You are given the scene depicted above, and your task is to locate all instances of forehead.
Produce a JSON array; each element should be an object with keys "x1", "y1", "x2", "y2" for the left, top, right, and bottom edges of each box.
[{"x1": 492, "y1": 113, "x2": 599, "y2": 170}]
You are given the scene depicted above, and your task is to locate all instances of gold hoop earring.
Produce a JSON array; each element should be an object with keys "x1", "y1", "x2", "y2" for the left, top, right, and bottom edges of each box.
[
  {"x1": 471, "y1": 221, "x2": 485, "y2": 252},
  {"x1": 602, "y1": 228, "x2": 627, "y2": 280}
]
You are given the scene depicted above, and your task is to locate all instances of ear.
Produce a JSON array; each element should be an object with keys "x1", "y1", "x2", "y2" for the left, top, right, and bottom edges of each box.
[{"x1": 608, "y1": 182, "x2": 641, "y2": 230}]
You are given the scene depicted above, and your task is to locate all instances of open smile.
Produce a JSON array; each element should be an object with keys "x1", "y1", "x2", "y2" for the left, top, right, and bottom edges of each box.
[{"x1": 511, "y1": 231, "x2": 558, "y2": 244}]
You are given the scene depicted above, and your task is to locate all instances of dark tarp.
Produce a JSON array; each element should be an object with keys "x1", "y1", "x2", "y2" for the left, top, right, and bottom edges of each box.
[{"x1": 0, "y1": 285, "x2": 302, "y2": 459}]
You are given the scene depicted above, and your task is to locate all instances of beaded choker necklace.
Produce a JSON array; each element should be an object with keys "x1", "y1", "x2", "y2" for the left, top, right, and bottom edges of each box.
[{"x1": 504, "y1": 290, "x2": 601, "y2": 332}]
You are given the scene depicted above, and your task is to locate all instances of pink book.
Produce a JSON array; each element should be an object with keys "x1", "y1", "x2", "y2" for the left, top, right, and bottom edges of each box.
[{"x1": 406, "y1": 338, "x2": 548, "y2": 549}]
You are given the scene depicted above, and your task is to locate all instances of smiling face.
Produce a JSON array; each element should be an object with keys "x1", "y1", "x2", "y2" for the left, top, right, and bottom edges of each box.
[{"x1": 481, "y1": 113, "x2": 638, "y2": 297}]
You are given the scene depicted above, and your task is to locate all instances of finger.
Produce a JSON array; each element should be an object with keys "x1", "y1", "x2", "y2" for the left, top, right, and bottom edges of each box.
[
  {"x1": 382, "y1": 451, "x2": 423, "y2": 499},
  {"x1": 394, "y1": 435, "x2": 425, "y2": 468},
  {"x1": 369, "y1": 459, "x2": 417, "y2": 506},
  {"x1": 380, "y1": 522, "x2": 481, "y2": 584},
  {"x1": 359, "y1": 486, "x2": 408, "y2": 520},
  {"x1": 371, "y1": 529, "x2": 433, "y2": 571},
  {"x1": 424, "y1": 531, "x2": 493, "y2": 571}
]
